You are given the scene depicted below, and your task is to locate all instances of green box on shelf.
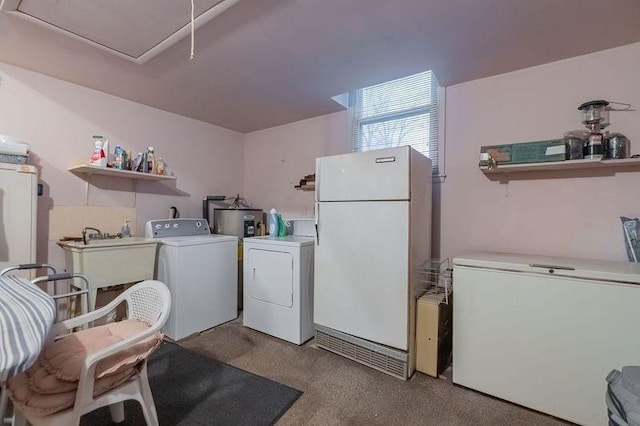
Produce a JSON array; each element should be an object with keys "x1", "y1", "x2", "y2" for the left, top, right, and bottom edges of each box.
[{"x1": 480, "y1": 139, "x2": 565, "y2": 166}]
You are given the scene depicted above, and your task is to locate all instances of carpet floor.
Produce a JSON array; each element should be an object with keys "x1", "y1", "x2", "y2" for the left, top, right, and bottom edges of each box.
[
  {"x1": 179, "y1": 318, "x2": 569, "y2": 425},
  {"x1": 81, "y1": 341, "x2": 302, "y2": 425}
]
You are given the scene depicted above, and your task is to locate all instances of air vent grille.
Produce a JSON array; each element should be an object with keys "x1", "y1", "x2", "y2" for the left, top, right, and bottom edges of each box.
[{"x1": 316, "y1": 329, "x2": 408, "y2": 380}]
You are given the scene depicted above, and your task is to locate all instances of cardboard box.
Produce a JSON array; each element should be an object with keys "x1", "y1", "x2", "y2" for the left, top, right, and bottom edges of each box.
[{"x1": 480, "y1": 139, "x2": 565, "y2": 167}]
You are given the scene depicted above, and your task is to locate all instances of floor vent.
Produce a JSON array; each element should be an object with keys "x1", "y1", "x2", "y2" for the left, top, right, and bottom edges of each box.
[{"x1": 315, "y1": 327, "x2": 408, "y2": 380}]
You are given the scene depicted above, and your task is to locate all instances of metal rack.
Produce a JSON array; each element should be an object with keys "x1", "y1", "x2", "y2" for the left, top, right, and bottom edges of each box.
[{"x1": 416, "y1": 258, "x2": 452, "y2": 304}]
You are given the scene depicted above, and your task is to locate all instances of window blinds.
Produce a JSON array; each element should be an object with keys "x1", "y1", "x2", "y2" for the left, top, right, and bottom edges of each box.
[{"x1": 351, "y1": 70, "x2": 439, "y2": 173}]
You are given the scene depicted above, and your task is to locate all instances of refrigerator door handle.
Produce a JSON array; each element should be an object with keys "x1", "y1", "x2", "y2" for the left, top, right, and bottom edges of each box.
[
  {"x1": 315, "y1": 162, "x2": 320, "y2": 200},
  {"x1": 375, "y1": 156, "x2": 396, "y2": 163},
  {"x1": 315, "y1": 202, "x2": 320, "y2": 245},
  {"x1": 529, "y1": 263, "x2": 575, "y2": 272}
]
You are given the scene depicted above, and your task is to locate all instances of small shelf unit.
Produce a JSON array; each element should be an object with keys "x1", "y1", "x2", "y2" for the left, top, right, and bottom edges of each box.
[
  {"x1": 480, "y1": 157, "x2": 640, "y2": 175},
  {"x1": 68, "y1": 164, "x2": 176, "y2": 181}
]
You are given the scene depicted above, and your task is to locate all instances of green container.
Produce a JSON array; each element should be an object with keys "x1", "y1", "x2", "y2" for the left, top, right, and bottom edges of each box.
[{"x1": 480, "y1": 139, "x2": 565, "y2": 166}]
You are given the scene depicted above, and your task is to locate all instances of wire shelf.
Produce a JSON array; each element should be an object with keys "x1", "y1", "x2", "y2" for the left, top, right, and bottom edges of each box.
[{"x1": 416, "y1": 258, "x2": 452, "y2": 304}]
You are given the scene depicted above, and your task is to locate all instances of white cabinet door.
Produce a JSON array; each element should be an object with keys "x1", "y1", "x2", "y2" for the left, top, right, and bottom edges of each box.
[
  {"x1": 315, "y1": 200, "x2": 409, "y2": 350},
  {"x1": 246, "y1": 248, "x2": 293, "y2": 308}
]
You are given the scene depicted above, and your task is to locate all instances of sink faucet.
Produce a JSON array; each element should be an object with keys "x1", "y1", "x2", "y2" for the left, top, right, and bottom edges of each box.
[{"x1": 82, "y1": 227, "x2": 103, "y2": 245}]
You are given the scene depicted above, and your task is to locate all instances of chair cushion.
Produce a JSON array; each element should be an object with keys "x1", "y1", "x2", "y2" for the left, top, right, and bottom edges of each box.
[
  {"x1": 40, "y1": 319, "x2": 162, "y2": 381},
  {"x1": 27, "y1": 362, "x2": 78, "y2": 394},
  {"x1": 7, "y1": 365, "x2": 136, "y2": 416},
  {"x1": 7, "y1": 319, "x2": 163, "y2": 417}
]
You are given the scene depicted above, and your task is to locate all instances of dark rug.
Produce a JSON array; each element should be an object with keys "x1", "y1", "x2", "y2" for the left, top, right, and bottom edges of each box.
[{"x1": 81, "y1": 341, "x2": 302, "y2": 425}]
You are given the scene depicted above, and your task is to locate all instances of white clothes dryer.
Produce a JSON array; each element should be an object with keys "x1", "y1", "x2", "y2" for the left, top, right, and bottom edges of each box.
[
  {"x1": 145, "y1": 219, "x2": 238, "y2": 340},
  {"x1": 243, "y1": 235, "x2": 314, "y2": 345}
]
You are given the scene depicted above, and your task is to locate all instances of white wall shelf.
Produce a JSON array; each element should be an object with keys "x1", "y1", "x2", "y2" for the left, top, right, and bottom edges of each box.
[
  {"x1": 480, "y1": 157, "x2": 640, "y2": 175},
  {"x1": 68, "y1": 164, "x2": 176, "y2": 181}
]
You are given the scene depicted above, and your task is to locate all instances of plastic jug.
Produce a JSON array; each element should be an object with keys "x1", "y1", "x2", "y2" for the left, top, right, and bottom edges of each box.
[
  {"x1": 269, "y1": 209, "x2": 279, "y2": 237},
  {"x1": 121, "y1": 220, "x2": 131, "y2": 238},
  {"x1": 277, "y1": 215, "x2": 287, "y2": 237}
]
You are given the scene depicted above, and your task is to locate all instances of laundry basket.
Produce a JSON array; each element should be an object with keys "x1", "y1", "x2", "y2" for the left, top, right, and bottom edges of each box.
[{"x1": 606, "y1": 366, "x2": 640, "y2": 425}]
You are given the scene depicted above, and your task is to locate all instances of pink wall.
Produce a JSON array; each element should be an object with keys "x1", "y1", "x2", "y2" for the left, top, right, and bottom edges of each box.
[
  {"x1": 4, "y1": 40, "x2": 639, "y2": 266},
  {"x1": 244, "y1": 42, "x2": 640, "y2": 262},
  {"x1": 441, "y1": 42, "x2": 640, "y2": 261},
  {"x1": 0, "y1": 62, "x2": 245, "y2": 265},
  {"x1": 243, "y1": 112, "x2": 351, "y2": 217}
]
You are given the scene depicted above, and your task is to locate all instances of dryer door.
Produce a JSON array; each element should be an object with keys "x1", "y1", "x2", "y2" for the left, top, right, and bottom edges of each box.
[{"x1": 246, "y1": 248, "x2": 293, "y2": 307}]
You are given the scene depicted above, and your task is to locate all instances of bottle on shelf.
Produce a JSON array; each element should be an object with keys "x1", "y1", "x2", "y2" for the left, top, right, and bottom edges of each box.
[
  {"x1": 156, "y1": 157, "x2": 166, "y2": 175},
  {"x1": 146, "y1": 147, "x2": 156, "y2": 174},
  {"x1": 103, "y1": 139, "x2": 110, "y2": 166},
  {"x1": 121, "y1": 220, "x2": 131, "y2": 238},
  {"x1": 89, "y1": 135, "x2": 107, "y2": 167},
  {"x1": 114, "y1": 145, "x2": 127, "y2": 170},
  {"x1": 141, "y1": 151, "x2": 149, "y2": 173}
]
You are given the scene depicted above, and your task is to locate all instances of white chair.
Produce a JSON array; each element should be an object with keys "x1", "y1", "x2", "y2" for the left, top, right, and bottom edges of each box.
[
  {"x1": 0, "y1": 265, "x2": 90, "y2": 423},
  {"x1": 10, "y1": 280, "x2": 171, "y2": 426}
]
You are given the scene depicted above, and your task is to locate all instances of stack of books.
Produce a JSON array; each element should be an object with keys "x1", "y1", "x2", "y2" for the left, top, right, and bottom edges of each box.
[{"x1": 294, "y1": 173, "x2": 315, "y2": 191}]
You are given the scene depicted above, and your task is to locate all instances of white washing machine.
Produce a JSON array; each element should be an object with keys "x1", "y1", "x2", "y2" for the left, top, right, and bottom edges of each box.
[
  {"x1": 243, "y1": 235, "x2": 314, "y2": 345},
  {"x1": 145, "y1": 218, "x2": 238, "y2": 340}
]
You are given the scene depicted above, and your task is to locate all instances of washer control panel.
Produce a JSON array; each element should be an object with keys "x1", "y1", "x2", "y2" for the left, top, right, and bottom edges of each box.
[{"x1": 145, "y1": 218, "x2": 210, "y2": 238}]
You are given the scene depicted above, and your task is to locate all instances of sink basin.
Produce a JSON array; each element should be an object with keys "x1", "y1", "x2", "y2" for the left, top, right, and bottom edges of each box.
[
  {"x1": 58, "y1": 237, "x2": 158, "y2": 310},
  {"x1": 59, "y1": 237, "x2": 155, "y2": 249}
]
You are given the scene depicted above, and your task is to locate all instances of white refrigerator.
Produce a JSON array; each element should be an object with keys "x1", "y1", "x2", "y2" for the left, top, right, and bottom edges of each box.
[
  {"x1": 0, "y1": 163, "x2": 37, "y2": 276},
  {"x1": 314, "y1": 146, "x2": 431, "y2": 380}
]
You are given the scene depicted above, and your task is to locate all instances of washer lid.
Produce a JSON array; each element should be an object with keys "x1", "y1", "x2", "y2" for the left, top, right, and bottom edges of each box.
[
  {"x1": 160, "y1": 234, "x2": 237, "y2": 247},
  {"x1": 243, "y1": 235, "x2": 314, "y2": 247}
]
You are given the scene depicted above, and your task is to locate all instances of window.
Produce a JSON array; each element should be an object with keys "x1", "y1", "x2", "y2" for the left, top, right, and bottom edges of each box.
[{"x1": 350, "y1": 70, "x2": 440, "y2": 174}]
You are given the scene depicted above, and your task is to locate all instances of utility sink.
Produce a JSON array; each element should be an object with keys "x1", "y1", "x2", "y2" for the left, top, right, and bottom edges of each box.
[{"x1": 58, "y1": 237, "x2": 158, "y2": 310}]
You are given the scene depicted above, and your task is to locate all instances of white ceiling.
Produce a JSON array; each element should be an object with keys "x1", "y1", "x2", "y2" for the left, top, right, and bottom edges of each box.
[
  {"x1": 5, "y1": 0, "x2": 234, "y2": 62},
  {"x1": 1, "y1": 0, "x2": 640, "y2": 133}
]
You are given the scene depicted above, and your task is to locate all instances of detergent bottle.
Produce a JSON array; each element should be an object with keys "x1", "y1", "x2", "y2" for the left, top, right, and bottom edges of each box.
[
  {"x1": 120, "y1": 220, "x2": 131, "y2": 238},
  {"x1": 277, "y1": 215, "x2": 287, "y2": 237},
  {"x1": 269, "y1": 209, "x2": 279, "y2": 237}
]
